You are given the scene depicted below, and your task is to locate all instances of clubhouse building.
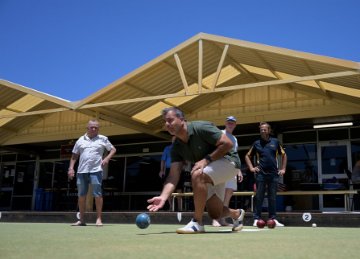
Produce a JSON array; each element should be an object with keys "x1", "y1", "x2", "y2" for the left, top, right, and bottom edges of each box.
[{"x1": 1, "y1": 33, "x2": 359, "y2": 212}]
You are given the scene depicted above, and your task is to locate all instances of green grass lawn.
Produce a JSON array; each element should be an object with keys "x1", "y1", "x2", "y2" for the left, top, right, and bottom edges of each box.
[{"x1": 0, "y1": 222, "x2": 358, "y2": 259}]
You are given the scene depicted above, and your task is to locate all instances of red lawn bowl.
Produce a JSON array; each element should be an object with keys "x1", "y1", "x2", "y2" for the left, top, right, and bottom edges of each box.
[
  {"x1": 257, "y1": 219, "x2": 266, "y2": 228},
  {"x1": 267, "y1": 219, "x2": 276, "y2": 229}
]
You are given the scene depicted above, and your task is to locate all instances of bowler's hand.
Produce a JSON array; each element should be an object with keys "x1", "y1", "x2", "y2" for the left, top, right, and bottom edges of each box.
[
  {"x1": 147, "y1": 196, "x2": 166, "y2": 212},
  {"x1": 237, "y1": 169, "x2": 243, "y2": 183},
  {"x1": 68, "y1": 168, "x2": 75, "y2": 180},
  {"x1": 101, "y1": 158, "x2": 110, "y2": 167},
  {"x1": 159, "y1": 171, "x2": 165, "y2": 178},
  {"x1": 251, "y1": 166, "x2": 260, "y2": 174},
  {"x1": 278, "y1": 169, "x2": 286, "y2": 176},
  {"x1": 191, "y1": 159, "x2": 207, "y2": 174}
]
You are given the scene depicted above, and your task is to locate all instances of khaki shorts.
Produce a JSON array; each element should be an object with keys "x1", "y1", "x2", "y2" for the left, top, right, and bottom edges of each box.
[
  {"x1": 225, "y1": 176, "x2": 237, "y2": 191},
  {"x1": 203, "y1": 158, "x2": 238, "y2": 201}
]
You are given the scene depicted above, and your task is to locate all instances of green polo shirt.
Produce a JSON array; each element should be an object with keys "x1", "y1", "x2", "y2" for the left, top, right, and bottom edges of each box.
[{"x1": 171, "y1": 121, "x2": 241, "y2": 168}]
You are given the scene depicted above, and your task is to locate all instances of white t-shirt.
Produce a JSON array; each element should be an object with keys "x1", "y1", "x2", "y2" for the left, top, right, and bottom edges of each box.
[
  {"x1": 222, "y1": 129, "x2": 238, "y2": 152},
  {"x1": 222, "y1": 129, "x2": 238, "y2": 190},
  {"x1": 72, "y1": 134, "x2": 114, "y2": 174}
]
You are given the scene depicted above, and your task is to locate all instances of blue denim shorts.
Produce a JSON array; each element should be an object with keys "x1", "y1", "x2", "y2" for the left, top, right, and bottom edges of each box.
[{"x1": 76, "y1": 171, "x2": 103, "y2": 197}]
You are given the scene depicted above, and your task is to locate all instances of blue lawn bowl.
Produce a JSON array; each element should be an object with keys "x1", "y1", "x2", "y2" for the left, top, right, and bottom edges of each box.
[{"x1": 136, "y1": 213, "x2": 151, "y2": 229}]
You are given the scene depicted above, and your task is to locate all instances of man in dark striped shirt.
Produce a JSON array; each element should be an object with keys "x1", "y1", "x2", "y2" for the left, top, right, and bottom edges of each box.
[{"x1": 245, "y1": 122, "x2": 287, "y2": 227}]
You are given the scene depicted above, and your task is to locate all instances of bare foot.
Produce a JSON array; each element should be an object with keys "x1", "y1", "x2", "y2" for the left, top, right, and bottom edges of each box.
[
  {"x1": 71, "y1": 221, "x2": 86, "y2": 226},
  {"x1": 212, "y1": 219, "x2": 221, "y2": 227},
  {"x1": 96, "y1": 219, "x2": 103, "y2": 227}
]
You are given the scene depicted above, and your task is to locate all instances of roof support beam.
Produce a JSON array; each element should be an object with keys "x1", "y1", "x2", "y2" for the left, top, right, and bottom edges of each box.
[
  {"x1": 211, "y1": 44, "x2": 229, "y2": 90},
  {"x1": 174, "y1": 53, "x2": 189, "y2": 95},
  {"x1": 79, "y1": 108, "x2": 169, "y2": 140},
  {"x1": 198, "y1": 39, "x2": 203, "y2": 93},
  {"x1": 0, "y1": 108, "x2": 69, "y2": 119},
  {"x1": 302, "y1": 60, "x2": 330, "y2": 96},
  {"x1": 214, "y1": 70, "x2": 359, "y2": 92},
  {"x1": 163, "y1": 60, "x2": 208, "y2": 91},
  {"x1": 207, "y1": 41, "x2": 257, "y2": 82}
]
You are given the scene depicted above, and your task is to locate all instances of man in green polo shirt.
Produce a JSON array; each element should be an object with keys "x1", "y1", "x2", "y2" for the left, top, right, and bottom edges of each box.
[{"x1": 147, "y1": 107, "x2": 245, "y2": 234}]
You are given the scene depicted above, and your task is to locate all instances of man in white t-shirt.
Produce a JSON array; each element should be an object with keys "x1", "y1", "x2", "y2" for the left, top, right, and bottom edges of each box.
[
  {"x1": 212, "y1": 116, "x2": 243, "y2": 227},
  {"x1": 68, "y1": 119, "x2": 116, "y2": 226}
]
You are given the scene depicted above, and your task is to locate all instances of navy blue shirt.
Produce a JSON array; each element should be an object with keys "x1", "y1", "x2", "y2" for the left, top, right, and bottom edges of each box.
[{"x1": 247, "y1": 137, "x2": 285, "y2": 174}]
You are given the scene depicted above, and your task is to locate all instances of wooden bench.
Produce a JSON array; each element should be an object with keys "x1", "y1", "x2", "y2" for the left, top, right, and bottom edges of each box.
[
  {"x1": 171, "y1": 191, "x2": 254, "y2": 212},
  {"x1": 105, "y1": 191, "x2": 161, "y2": 210},
  {"x1": 276, "y1": 190, "x2": 357, "y2": 211},
  {"x1": 171, "y1": 190, "x2": 358, "y2": 212}
]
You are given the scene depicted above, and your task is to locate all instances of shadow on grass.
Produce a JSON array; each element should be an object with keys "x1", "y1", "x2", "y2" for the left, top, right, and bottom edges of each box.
[
  {"x1": 70, "y1": 224, "x2": 115, "y2": 227},
  {"x1": 137, "y1": 230, "x2": 236, "y2": 235}
]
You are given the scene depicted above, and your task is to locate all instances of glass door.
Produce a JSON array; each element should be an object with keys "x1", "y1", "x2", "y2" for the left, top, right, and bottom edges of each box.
[
  {"x1": 12, "y1": 161, "x2": 36, "y2": 210},
  {"x1": 0, "y1": 163, "x2": 16, "y2": 210},
  {"x1": 318, "y1": 140, "x2": 351, "y2": 211}
]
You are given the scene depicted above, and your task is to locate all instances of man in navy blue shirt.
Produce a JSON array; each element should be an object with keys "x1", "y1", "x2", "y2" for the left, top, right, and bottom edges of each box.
[
  {"x1": 245, "y1": 122, "x2": 287, "y2": 227},
  {"x1": 159, "y1": 136, "x2": 175, "y2": 209}
]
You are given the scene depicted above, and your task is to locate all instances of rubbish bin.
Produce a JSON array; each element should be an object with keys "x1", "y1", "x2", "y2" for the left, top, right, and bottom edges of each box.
[
  {"x1": 35, "y1": 188, "x2": 44, "y2": 211},
  {"x1": 44, "y1": 191, "x2": 53, "y2": 211},
  {"x1": 276, "y1": 195, "x2": 285, "y2": 212}
]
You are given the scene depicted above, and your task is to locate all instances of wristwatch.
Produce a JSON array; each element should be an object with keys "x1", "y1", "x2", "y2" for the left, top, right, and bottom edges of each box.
[{"x1": 205, "y1": 154, "x2": 213, "y2": 163}]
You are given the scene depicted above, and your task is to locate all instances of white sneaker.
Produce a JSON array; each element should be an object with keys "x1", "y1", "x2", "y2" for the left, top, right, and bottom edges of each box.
[
  {"x1": 274, "y1": 219, "x2": 284, "y2": 227},
  {"x1": 232, "y1": 209, "x2": 245, "y2": 231},
  {"x1": 253, "y1": 219, "x2": 258, "y2": 227},
  {"x1": 176, "y1": 219, "x2": 205, "y2": 234}
]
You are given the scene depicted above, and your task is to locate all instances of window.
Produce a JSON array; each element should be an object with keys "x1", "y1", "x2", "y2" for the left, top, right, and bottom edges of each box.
[
  {"x1": 283, "y1": 144, "x2": 318, "y2": 190},
  {"x1": 283, "y1": 131, "x2": 316, "y2": 143},
  {"x1": 318, "y1": 128, "x2": 349, "y2": 141},
  {"x1": 125, "y1": 155, "x2": 162, "y2": 192}
]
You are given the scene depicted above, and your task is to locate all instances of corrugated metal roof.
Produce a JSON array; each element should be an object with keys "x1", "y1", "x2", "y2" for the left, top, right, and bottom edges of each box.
[{"x1": 1, "y1": 33, "x2": 359, "y2": 145}]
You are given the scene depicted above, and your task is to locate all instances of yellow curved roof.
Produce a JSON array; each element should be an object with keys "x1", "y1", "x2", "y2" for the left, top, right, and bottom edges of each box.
[{"x1": 1, "y1": 33, "x2": 359, "y2": 145}]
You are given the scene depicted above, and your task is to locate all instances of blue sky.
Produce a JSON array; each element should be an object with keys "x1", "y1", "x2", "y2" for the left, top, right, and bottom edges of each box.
[{"x1": 0, "y1": 0, "x2": 359, "y2": 101}]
